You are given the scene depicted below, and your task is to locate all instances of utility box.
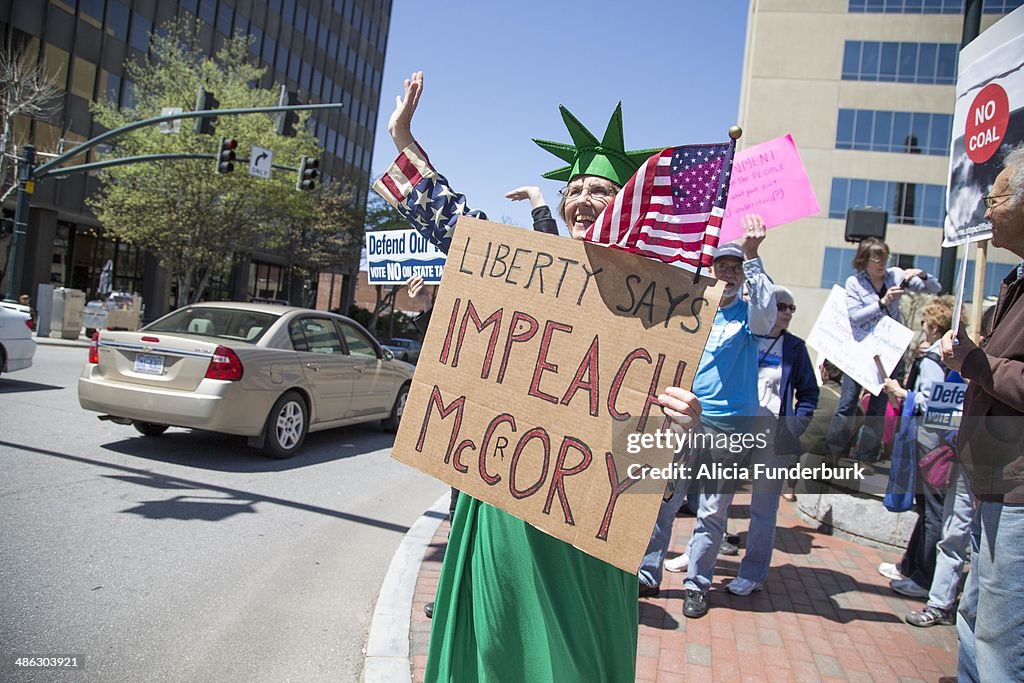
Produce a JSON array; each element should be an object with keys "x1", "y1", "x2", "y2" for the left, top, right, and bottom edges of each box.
[
  {"x1": 35, "y1": 283, "x2": 55, "y2": 337},
  {"x1": 51, "y1": 287, "x2": 86, "y2": 340}
]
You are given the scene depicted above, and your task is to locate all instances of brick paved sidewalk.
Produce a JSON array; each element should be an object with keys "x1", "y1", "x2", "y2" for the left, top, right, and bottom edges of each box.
[{"x1": 409, "y1": 494, "x2": 959, "y2": 682}]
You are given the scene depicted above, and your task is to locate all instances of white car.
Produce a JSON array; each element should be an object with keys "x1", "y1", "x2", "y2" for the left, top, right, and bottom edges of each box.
[{"x1": 0, "y1": 304, "x2": 36, "y2": 376}]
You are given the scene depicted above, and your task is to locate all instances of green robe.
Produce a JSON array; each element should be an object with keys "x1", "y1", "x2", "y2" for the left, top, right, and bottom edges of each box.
[{"x1": 424, "y1": 494, "x2": 639, "y2": 682}]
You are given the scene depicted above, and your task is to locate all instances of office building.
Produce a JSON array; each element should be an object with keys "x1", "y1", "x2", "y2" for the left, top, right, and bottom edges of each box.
[
  {"x1": 0, "y1": 0, "x2": 388, "y2": 318},
  {"x1": 737, "y1": 0, "x2": 1022, "y2": 337}
]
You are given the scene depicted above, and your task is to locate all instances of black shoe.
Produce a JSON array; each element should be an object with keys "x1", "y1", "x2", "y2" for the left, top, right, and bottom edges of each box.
[
  {"x1": 639, "y1": 583, "x2": 661, "y2": 599},
  {"x1": 719, "y1": 539, "x2": 740, "y2": 556},
  {"x1": 424, "y1": 602, "x2": 434, "y2": 619},
  {"x1": 725, "y1": 533, "x2": 741, "y2": 546},
  {"x1": 683, "y1": 589, "x2": 708, "y2": 618}
]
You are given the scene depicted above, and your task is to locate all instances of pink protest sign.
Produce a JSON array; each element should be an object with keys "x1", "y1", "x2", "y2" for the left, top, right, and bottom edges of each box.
[{"x1": 720, "y1": 134, "x2": 820, "y2": 243}]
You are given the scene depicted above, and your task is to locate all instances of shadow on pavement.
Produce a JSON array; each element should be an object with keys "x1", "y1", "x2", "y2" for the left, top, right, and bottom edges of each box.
[
  {"x1": 0, "y1": 439, "x2": 411, "y2": 532},
  {"x1": 97, "y1": 424, "x2": 396, "y2": 473},
  {"x1": 0, "y1": 378, "x2": 64, "y2": 393}
]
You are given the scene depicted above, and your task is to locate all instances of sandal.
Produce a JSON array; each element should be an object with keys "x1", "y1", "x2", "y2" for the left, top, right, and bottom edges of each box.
[{"x1": 905, "y1": 606, "x2": 953, "y2": 627}]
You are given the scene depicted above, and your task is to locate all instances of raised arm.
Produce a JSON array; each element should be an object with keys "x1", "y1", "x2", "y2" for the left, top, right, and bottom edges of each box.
[
  {"x1": 741, "y1": 214, "x2": 777, "y2": 335},
  {"x1": 507, "y1": 186, "x2": 558, "y2": 235},
  {"x1": 372, "y1": 72, "x2": 486, "y2": 254}
]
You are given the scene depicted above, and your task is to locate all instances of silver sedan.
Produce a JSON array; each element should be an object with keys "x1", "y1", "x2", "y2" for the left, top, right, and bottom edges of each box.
[{"x1": 78, "y1": 302, "x2": 414, "y2": 457}]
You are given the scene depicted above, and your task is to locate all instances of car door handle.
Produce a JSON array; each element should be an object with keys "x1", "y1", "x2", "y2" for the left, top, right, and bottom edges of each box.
[{"x1": 305, "y1": 362, "x2": 320, "y2": 371}]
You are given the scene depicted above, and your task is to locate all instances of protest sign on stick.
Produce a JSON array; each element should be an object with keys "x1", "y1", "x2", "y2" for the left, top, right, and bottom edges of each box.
[
  {"x1": 806, "y1": 286, "x2": 914, "y2": 396},
  {"x1": 392, "y1": 217, "x2": 723, "y2": 573},
  {"x1": 365, "y1": 228, "x2": 447, "y2": 285},
  {"x1": 719, "y1": 134, "x2": 820, "y2": 243}
]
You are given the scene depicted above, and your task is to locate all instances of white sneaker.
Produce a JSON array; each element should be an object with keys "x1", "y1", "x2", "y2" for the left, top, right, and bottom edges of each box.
[
  {"x1": 878, "y1": 562, "x2": 905, "y2": 582},
  {"x1": 663, "y1": 553, "x2": 689, "y2": 573},
  {"x1": 890, "y1": 577, "x2": 929, "y2": 599},
  {"x1": 727, "y1": 576, "x2": 764, "y2": 596}
]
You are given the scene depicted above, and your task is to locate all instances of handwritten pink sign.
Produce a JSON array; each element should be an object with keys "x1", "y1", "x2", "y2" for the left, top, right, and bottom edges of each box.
[{"x1": 719, "y1": 134, "x2": 820, "y2": 243}]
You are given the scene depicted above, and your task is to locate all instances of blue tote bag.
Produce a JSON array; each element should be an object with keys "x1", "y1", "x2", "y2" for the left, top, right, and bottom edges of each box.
[{"x1": 884, "y1": 391, "x2": 918, "y2": 513}]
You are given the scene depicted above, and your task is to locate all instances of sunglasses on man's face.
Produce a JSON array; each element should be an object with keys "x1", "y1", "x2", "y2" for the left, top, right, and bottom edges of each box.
[{"x1": 777, "y1": 303, "x2": 796, "y2": 313}]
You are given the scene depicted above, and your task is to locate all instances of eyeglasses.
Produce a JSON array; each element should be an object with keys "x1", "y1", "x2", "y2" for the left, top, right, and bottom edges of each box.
[
  {"x1": 777, "y1": 303, "x2": 796, "y2": 312},
  {"x1": 712, "y1": 261, "x2": 743, "y2": 274},
  {"x1": 983, "y1": 193, "x2": 1012, "y2": 209},
  {"x1": 559, "y1": 184, "x2": 616, "y2": 203},
  {"x1": 868, "y1": 255, "x2": 890, "y2": 264}
]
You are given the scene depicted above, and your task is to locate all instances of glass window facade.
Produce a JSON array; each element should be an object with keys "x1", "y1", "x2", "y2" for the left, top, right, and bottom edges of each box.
[
  {"x1": 849, "y1": 0, "x2": 1022, "y2": 11},
  {"x1": 836, "y1": 108, "x2": 952, "y2": 155},
  {"x1": 830, "y1": 177, "x2": 946, "y2": 227},
  {"x1": 842, "y1": 41, "x2": 957, "y2": 84}
]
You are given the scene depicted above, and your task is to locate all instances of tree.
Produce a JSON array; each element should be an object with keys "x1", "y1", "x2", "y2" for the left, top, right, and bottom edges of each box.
[
  {"x1": 88, "y1": 19, "x2": 324, "y2": 305},
  {"x1": 0, "y1": 39, "x2": 62, "y2": 203}
]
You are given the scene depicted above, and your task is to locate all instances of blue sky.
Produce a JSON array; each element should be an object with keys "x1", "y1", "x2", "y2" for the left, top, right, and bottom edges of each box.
[{"x1": 370, "y1": 1, "x2": 750, "y2": 233}]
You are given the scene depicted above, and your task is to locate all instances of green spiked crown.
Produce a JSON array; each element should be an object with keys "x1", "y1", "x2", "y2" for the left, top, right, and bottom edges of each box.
[{"x1": 532, "y1": 103, "x2": 662, "y2": 185}]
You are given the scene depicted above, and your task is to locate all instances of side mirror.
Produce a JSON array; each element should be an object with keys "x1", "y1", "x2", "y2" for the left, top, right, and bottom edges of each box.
[{"x1": 382, "y1": 347, "x2": 394, "y2": 361}]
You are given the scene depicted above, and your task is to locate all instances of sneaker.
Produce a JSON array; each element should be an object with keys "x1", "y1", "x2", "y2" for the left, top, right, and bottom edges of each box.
[
  {"x1": 639, "y1": 583, "x2": 660, "y2": 599},
  {"x1": 726, "y1": 576, "x2": 764, "y2": 596},
  {"x1": 890, "y1": 577, "x2": 929, "y2": 599},
  {"x1": 905, "y1": 606, "x2": 953, "y2": 627},
  {"x1": 664, "y1": 553, "x2": 689, "y2": 573},
  {"x1": 683, "y1": 589, "x2": 708, "y2": 618},
  {"x1": 424, "y1": 602, "x2": 434, "y2": 619},
  {"x1": 878, "y1": 562, "x2": 906, "y2": 582},
  {"x1": 719, "y1": 539, "x2": 740, "y2": 556}
]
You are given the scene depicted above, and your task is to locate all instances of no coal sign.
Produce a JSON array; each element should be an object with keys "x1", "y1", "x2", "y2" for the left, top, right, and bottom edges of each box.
[{"x1": 965, "y1": 83, "x2": 1009, "y2": 164}]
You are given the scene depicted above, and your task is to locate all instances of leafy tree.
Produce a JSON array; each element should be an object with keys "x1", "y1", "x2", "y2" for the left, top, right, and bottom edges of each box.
[{"x1": 88, "y1": 19, "x2": 344, "y2": 305}]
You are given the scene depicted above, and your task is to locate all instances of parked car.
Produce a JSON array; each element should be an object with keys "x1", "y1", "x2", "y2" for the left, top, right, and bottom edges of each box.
[
  {"x1": 0, "y1": 304, "x2": 36, "y2": 377},
  {"x1": 78, "y1": 302, "x2": 414, "y2": 458},
  {"x1": 379, "y1": 337, "x2": 422, "y2": 364}
]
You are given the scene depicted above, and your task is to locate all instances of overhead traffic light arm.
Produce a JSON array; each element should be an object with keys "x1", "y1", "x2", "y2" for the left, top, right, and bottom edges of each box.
[{"x1": 33, "y1": 101, "x2": 345, "y2": 179}]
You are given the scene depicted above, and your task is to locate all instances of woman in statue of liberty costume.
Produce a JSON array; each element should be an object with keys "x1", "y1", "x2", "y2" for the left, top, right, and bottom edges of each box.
[{"x1": 374, "y1": 72, "x2": 702, "y2": 682}]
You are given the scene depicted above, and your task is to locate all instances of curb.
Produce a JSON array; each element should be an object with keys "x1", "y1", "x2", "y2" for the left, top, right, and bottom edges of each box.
[{"x1": 363, "y1": 492, "x2": 449, "y2": 683}]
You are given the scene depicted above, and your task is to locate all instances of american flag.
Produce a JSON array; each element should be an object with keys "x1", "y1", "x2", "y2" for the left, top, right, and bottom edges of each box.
[{"x1": 583, "y1": 141, "x2": 736, "y2": 271}]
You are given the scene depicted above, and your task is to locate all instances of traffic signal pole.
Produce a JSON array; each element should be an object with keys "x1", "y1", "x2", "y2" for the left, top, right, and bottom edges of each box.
[{"x1": 2, "y1": 101, "x2": 342, "y2": 299}]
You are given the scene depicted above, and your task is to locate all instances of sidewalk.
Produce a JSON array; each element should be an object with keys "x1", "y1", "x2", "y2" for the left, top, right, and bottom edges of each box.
[{"x1": 407, "y1": 494, "x2": 958, "y2": 682}]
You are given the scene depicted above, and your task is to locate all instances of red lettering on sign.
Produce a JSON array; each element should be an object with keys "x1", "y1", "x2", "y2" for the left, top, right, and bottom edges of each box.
[
  {"x1": 496, "y1": 311, "x2": 540, "y2": 384},
  {"x1": 560, "y1": 334, "x2": 601, "y2": 417},
  {"x1": 528, "y1": 321, "x2": 574, "y2": 404},
  {"x1": 416, "y1": 385, "x2": 466, "y2": 465},
  {"x1": 595, "y1": 452, "x2": 644, "y2": 541},
  {"x1": 543, "y1": 436, "x2": 593, "y2": 525},
  {"x1": 452, "y1": 300, "x2": 503, "y2": 378},
  {"x1": 965, "y1": 83, "x2": 1009, "y2": 164},
  {"x1": 509, "y1": 427, "x2": 551, "y2": 499}
]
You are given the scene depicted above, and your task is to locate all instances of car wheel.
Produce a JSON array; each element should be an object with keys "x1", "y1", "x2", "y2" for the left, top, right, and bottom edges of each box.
[
  {"x1": 382, "y1": 383, "x2": 410, "y2": 433},
  {"x1": 0, "y1": 347, "x2": 6, "y2": 378},
  {"x1": 133, "y1": 421, "x2": 169, "y2": 437},
  {"x1": 264, "y1": 390, "x2": 308, "y2": 459}
]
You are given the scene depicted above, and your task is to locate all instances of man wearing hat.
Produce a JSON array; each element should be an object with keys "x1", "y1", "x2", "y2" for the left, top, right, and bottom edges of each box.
[{"x1": 638, "y1": 216, "x2": 777, "y2": 619}]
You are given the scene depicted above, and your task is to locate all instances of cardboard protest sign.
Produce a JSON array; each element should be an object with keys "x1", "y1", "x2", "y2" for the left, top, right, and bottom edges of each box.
[
  {"x1": 392, "y1": 217, "x2": 723, "y2": 573},
  {"x1": 945, "y1": 5, "x2": 1024, "y2": 246},
  {"x1": 924, "y1": 380, "x2": 967, "y2": 431},
  {"x1": 719, "y1": 134, "x2": 820, "y2": 242},
  {"x1": 365, "y1": 229, "x2": 447, "y2": 285},
  {"x1": 806, "y1": 285, "x2": 914, "y2": 396}
]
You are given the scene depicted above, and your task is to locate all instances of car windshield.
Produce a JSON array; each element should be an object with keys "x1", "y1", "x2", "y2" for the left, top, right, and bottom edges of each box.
[{"x1": 144, "y1": 307, "x2": 280, "y2": 343}]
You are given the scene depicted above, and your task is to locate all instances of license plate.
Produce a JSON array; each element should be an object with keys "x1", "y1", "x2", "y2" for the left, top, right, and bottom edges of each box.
[{"x1": 134, "y1": 353, "x2": 164, "y2": 375}]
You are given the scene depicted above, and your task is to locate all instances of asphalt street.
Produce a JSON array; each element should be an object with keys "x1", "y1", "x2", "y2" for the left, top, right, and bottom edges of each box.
[{"x1": 0, "y1": 343, "x2": 446, "y2": 682}]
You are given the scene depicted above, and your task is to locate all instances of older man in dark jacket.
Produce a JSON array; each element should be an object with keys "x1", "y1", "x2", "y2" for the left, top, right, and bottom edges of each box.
[{"x1": 941, "y1": 142, "x2": 1024, "y2": 683}]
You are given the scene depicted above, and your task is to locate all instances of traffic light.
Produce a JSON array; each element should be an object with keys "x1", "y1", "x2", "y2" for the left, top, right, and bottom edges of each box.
[
  {"x1": 296, "y1": 156, "x2": 319, "y2": 191},
  {"x1": 194, "y1": 87, "x2": 219, "y2": 135},
  {"x1": 215, "y1": 137, "x2": 238, "y2": 174},
  {"x1": 275, "y1": 86, "x2": 300, "y2": 137}
]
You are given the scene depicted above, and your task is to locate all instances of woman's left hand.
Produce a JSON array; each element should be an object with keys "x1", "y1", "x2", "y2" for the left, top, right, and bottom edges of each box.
[
  {"x1": 902, "y1": 268, "x2": 925, "y2": 282},
  {"x1": 659, "y1": 387, "x2": 702, "y2": 435}
]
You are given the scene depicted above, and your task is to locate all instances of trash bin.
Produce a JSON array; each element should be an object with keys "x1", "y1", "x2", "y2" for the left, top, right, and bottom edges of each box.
[{"x1": 51, "y1": 288, "x2": 86, "y2": 340}]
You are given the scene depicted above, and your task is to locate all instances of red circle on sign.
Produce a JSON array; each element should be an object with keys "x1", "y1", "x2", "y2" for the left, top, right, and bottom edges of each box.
[{"x1": 965, "y1": 83, "x2": 1009, "y2": 164}]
